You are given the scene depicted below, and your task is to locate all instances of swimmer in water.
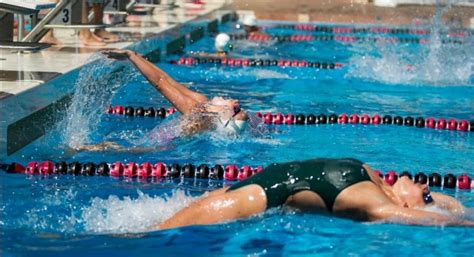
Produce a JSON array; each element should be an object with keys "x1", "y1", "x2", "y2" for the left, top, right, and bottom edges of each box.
[
  {"x1": 191, "y1": 33, "x2": 233, "y2": 58},
  {"x1": 155, "y1": 158, "x2": 473, "y2": 230},
  {"x1": 73, "y1": 49, "x2": 248, "y2": 152},
  {"x1": 241, "y1": 15, "x2": 265, "y2": 36}
]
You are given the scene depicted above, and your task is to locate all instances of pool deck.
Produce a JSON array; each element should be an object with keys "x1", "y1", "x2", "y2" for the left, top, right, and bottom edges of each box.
[
  {"x1": 0, "y1": 1, "x2": 229, "y2": 98},
  {"x1": 234, "y1": 0, "x2": 474, "y2": 27},
  {"x1": 0, "y1": 0, "x2": 234, "y2": 159}
]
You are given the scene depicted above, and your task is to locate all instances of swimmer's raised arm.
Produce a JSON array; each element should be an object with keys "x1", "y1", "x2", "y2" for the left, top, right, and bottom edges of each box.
[
  {"x1": 102, "y1": 49, "x2": 208, "y2": 114},
  {"x1": 370, "y1": 204, "x2": 474, "y2": 226}
]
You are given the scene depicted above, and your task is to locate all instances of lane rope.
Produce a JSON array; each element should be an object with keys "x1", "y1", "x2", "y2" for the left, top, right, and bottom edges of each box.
[
  {"x1": 170, "y1": 57, "x2": 342, "y2": 69},
  {"x1": 106, "y1": 106, "x2": 474, "y2": 133},
  {"x1": 106, "y1": 106, "x2": 176, "y2": 117},
  {"x1": 266, "y1": 24, "x2": 472, "y2": 38},
  {"x1": 1, "y1": 161, "x2": 472, "y2": 189},
  {"x1": 271, "y1": 24, "x2": 431, "y2": 35},
  {"x1": 226, "y1": 33, "x2": 464, "y2": 45}
]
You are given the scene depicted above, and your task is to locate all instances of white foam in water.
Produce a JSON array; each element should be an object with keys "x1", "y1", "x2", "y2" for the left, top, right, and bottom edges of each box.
[
  {"x1": 347, "y1": 3, "x2": 473, "y2": 86},
  {"x1": 82, "y1": 190, "x2": 197, "y2": 234},
  {"x1": 19, "y1": 188, "x2": 81, "y2": 233},
  {"x1": 110, "y1": 122, "x2": 180, "y2": 148},
  {"x1": 60, "y1": 54, "x2": 137, "y2": 147},
  {"x1": 239, "y1": 39, "x2": 278, "y2": 49},
  {"x1": 201, "y1": 65, "x2": 290, "y2": 81},
  {"x1": 254, "y1": 69, "x2": 291, "y2": 80}
]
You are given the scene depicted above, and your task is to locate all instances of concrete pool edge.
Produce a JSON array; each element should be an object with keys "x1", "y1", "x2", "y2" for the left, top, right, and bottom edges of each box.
[{"x1": 0, "y1": 9, "x2": 239, "y2": 158}]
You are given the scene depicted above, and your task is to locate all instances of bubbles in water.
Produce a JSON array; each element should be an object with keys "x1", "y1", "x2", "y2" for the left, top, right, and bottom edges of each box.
[
  {"x1": 82, "y1": 190, "x2": 197, "y2": 234},
  {"x1": 59, "y1": 54, "x2": 138, "y2": 147}
]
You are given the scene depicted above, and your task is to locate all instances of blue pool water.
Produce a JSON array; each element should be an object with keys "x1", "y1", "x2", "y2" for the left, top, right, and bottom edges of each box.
[{"x1": 1, "y1": 19, "x2": 474, "y2": 256}]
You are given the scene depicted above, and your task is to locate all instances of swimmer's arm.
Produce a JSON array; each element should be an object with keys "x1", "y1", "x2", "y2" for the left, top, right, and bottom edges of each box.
[
  {"x1": 128, "y1": 51, "x2": 208, "y2": 114},
  {"x1": 430, "y1": 192, "x2": 466, "y2": 215},
  {"x1": 127, "y1": 51, "x2": 181, "y2": 90},
  {"x1": 370, "y1": 205, "x2": 474, "y2": 226},
  {"x1": 102, "y1": 49, "x2": 208, "y2": 114}
]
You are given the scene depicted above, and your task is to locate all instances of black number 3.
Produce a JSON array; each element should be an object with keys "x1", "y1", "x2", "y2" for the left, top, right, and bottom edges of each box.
[{"x1": 62, "y1": 8, "x2": 69, "y2": 23}]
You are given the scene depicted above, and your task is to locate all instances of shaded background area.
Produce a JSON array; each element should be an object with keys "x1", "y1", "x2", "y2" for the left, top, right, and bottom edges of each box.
[{"x1": 233, "y1": 0, "x2": 474, "y2": 26}]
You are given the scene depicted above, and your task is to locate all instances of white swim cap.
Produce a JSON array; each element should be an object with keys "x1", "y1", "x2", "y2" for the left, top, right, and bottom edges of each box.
[
  {"x1": 219, "y1": 118, "x2": 247, "y2": 134},
  {"x1": 215, "y1": 33, "x2": 231, "y2": 52},
  {"x1": 242, "y1": 15, "x2": 257, "y2": 27},
  {"x1": 227, "y1": 119, "x2": 247, "y2": 133}
]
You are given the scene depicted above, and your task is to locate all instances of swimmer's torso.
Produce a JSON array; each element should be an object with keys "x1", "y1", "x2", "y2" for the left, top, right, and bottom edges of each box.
[{"x1": 228, "y1": 158, "x2": 372, "y2": 211}]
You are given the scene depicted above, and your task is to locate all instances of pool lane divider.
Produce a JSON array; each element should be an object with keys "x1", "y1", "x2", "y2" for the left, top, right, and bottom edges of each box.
[
  {"x1": 256, "y1": 112, "x2": 473, "y2": 132},
  {"x1": 106, "y1": 106, "x2": 176, "y2": 117},
  {"x1": 0, "y1": 161, "x2": 472, "y2": 190},
  {"x1": 105, "y1": 106, "x2": 474, "y2": 133},
  {"x1": 266, "y1": 24, "x2": 471, "y2": 38},
  {"x1": 226, "y1": 34, "x2": 464, "y2": 45},
  {"x1": 170, "y1": 57, "x2": 342, "y2": 69},
  {"x1": 270, "y1": 24, "x2": 430, "y2": 35}
]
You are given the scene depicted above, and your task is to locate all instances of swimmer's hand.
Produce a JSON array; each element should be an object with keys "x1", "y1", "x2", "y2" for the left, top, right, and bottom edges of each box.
[{"x1": 101, "y1": 49, "x2": 134, "y2": 60}]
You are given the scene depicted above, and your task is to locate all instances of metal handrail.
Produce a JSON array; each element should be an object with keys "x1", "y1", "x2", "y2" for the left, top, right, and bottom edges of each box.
[
  {"x1": 126, "y1": 0, "x2": 137, "y2": 12},
  {"x1": 22, "y1": 0, "x2": 77, "y2": 43}
]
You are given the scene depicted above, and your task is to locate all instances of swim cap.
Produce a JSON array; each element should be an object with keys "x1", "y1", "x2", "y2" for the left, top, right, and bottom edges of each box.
[
  {"x1": 215, "y1": 33, "x2": 231, "y2": 52},
  {"x1": 219, "y1": 118, "x2": 247, "y2": 134},
  {"x1": 242, "y1": 15, "x2": 257, "y2": 27}
]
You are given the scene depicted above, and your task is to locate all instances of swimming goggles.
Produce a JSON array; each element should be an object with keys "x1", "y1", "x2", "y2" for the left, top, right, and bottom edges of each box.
[
  {"x1": 223, "y1": 43, "x2": 233, "y2": 53},
  {"x1": 222, "y1": 105, "x2": 242, "y2": 128},
  {"x1": 423, "y1": 190, "x2": 434, "y2": 204}
]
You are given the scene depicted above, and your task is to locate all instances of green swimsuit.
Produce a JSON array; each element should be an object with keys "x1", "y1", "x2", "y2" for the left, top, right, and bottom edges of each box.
[{"x1": 227, "y1": 158, "x2": 371, "y2": 211}]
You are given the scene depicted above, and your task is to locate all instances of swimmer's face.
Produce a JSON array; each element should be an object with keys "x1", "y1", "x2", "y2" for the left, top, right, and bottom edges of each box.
[
  {"x1": 244, "y1": 25, "x2": 258, "y2": 33},
  {"x1": 211, "y1": 97, "x2": 240, "y2": 111},
  {"x1": 393, "y1": 176, "x2": 430, "y2": 208},
  {"x1": 210, "y1": 97, "x2": 248, "y2": 121}
]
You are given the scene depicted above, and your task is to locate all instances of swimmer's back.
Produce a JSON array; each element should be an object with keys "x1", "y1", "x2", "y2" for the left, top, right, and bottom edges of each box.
[{"x1": 228, "y1": 158, "x2": 370, "y2": 211}]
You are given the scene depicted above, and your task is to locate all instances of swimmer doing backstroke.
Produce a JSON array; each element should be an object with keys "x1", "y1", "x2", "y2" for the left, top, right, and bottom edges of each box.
[
  {"x1": 155, "y1": 158, "x2": 474, "y2": 230},
  {"x1": 74, "y1": 49, "x2": 248, "y2": 151}
]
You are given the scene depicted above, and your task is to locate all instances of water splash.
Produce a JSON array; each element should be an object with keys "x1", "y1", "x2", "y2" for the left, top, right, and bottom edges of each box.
[
  {"x1": 59, "y1": 54, "x2": 137, "y2": 147},
  {"x1": 82, "y1": 190, "x2": 196, "y2": 233},
  {"x1": 347, "y1": 3, "x2": 473, "y2": 86},
  {"x1": 18, "y1": 187, "x2": 81, "y2": 234}
]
